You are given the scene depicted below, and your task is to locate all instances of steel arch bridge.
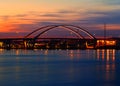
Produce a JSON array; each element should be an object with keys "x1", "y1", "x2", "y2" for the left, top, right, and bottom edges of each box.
[
  {"x1": 24, "y1": 24, "x2": 96, "y2": 49},
  {"x1": 25, "y1": 24, "x2": 96, "y2": 39}
]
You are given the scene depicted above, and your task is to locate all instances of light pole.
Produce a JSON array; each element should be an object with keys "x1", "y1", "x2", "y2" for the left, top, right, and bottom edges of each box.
[{"x1": 104, "y1": 23, "x2": 106, "y2": 48}]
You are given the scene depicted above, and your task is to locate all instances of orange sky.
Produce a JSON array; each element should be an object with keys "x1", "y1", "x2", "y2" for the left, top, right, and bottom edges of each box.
[{"x1": 0, "y1": 0, "x2": 120, "y2": 37}]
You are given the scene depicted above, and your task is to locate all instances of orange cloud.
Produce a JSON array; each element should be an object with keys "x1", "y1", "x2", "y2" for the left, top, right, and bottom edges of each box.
[
  {"x1": 107, "y1": 24, "x2": 120, "y2": 30},
  {"x1": 0, "y1": 22, "x2": 17, "y2": 32}
]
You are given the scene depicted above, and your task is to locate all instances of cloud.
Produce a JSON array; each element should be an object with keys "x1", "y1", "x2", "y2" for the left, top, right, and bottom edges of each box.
[
  {"x1": 58, "y1": 10, "x2": 77, "y2": 14},
  {"x1": 0, "y1": 7, "x2": 120, "y2": 37},
  {"x1": 0, "y1": 16, "x2": 10, "y2": 21},
  {"x1": 86, "y1": 9, "x2": 120, "y2": 24},
  {"x1": 14, "y1": 14, "x2": 28, "y2": 17},
  {"x1": 40, "y1": 13, "x2": 62, "y2": 17},
  {"x1": 103, "y1": 0, "x2": 120, "y2": 5}
]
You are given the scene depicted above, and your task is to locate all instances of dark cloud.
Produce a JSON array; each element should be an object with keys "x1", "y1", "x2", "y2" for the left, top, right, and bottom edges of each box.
[
  {"x1": 86, "y1": 9, "x2": 120, "y2": 24},
  {"x1": 35, "y1": 21, "x2": 69, "y2": 26},
  {"x1": 41, "y1": 13, "x2": 62, "y2": 17},
  {"x1": 14, "y1": 14, "x2": 27, "y2": 17},
  {"x1": 58, "y1": 10, "x2": 76, "y2": 14},
  {"x1": 0, "y1": 32, "x2": 27, "y2": 38},
  {"x1": 39, "y1": 10, "x2": 79, "y2": 18},
  {"x1": 36, "y1": 22, "x2": 59, "y2": 25},
  {"x1": 103, "y1": 0, "x2": 120, "y2": 5}
]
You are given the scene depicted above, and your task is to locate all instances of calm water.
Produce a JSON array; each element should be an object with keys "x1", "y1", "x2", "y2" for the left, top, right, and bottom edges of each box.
[{"x1": 0, "y1": 49, "x2": 120, "y2": 86}]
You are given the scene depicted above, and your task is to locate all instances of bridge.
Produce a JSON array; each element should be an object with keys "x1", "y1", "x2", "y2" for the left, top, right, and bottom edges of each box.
[{"x1": 0, "y1": 24, "x2": 119, "y2": 49}]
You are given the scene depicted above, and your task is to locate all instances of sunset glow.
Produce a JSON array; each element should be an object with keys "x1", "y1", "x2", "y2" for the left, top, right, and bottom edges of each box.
[{"x1": 0, "y1": 0, "x2": 120, "y2": 37}]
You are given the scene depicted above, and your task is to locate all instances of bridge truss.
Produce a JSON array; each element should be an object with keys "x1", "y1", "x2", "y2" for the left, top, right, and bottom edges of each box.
[{"x1": 23, "y1": 25, "x2": 96, "y2": 49}]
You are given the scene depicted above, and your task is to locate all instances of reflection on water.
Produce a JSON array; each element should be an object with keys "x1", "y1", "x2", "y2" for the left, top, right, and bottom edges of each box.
[
  {"x1": 97, "y1": 49, "x2": 115, "y2": 62},
  {"x1": 0, "y1": 49, "x2": 119, "y2": 86},
  {"x1": 96, "y1": 49, "x2": 116, "y2": 85}
]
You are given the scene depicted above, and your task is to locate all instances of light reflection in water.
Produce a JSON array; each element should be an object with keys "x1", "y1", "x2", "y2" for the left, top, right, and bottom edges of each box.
[
  {"x1": 67, "y1": 50, "x2": 82, "y2": 60},
  {"x1": 69, "y1": 50, "x2": 74, "y2": 60},
  {"x1": 44, "y1": 49, "x2": 48, "y2": 55},
  {"x1": 102, "y1": 49, "x2": 105, "y2": 61},
  {"x1": 97, "y1": 49, "x2": 115, "y2": 62},
  {"x1": 16, "y1": 50, "x2": 19, "y2": 55},
  {"x1": 96, "y1": 49, "x2": 116, "y2": 82},
  {"x1": 0, "y1": 49, "x2": 118, "y2": 86}
]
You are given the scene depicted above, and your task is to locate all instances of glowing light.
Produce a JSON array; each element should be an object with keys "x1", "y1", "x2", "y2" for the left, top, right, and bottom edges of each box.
[
  {"x1": 106, "y1": 40, "x2": 116, "y2": 46},
  {"x1": 0, "y1": 42, "x2": 3, "y2": 47},
  {"x1": 97, "y1": 40, "x2": 116, "y2": 47}
]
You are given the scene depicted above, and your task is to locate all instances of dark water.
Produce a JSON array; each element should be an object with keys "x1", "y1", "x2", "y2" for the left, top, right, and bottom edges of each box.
[{"x1": 0, "y1": 49, "x2": 120, "y2": 86}]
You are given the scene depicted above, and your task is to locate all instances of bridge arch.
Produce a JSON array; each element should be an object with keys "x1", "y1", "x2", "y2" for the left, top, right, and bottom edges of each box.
[
  {"x1": 24, "y1": 25, "x2": 96, "y2": 40},
  {"x1": 34, "y1": 25, "x2": 85, "y2": 39}
]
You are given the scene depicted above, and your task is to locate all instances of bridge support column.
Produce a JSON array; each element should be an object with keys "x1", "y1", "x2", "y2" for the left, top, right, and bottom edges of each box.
[
  {"x1": 24, "y1": 39, "x2": 35, "y2": 49},
  {"x1": 3, "y1": 40, "x2": 12, "y2": 49},
  {"x1": 85, "y1": 39, "x2": 97, "y2": 49}
]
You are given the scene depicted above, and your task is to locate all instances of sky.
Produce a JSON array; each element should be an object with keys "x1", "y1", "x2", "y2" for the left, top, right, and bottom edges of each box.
[{"x1": 0, "y1": 0, "x2": 120, "y2": 38}]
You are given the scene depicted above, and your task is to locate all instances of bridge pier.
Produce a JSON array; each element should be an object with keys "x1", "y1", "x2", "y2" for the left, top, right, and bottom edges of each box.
[
  {"x1": 85, "y1": 39, "x2": 97, "y2": 49},
  {"x1": 24, "y1": 39, "x2": 35, "y2": 49},
  {"x1": 3, "y1": 40, "x2": 12, "y2": 49}
]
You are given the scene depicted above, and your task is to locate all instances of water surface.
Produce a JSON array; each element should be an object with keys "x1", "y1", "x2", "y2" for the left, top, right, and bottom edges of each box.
[{"x1": 0, "y1": 49, "x2": 120, "y2": 86}]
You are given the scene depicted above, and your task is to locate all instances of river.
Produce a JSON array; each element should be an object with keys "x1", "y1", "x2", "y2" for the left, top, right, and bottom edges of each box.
[{"x1": 0, "y1": 49, "x2": 119, "y2": 86}]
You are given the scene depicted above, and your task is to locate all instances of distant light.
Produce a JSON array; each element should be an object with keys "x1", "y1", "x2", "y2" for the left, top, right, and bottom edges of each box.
[{"x1": 97, "y1": 40, "x2": 116, "y2": 46}]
